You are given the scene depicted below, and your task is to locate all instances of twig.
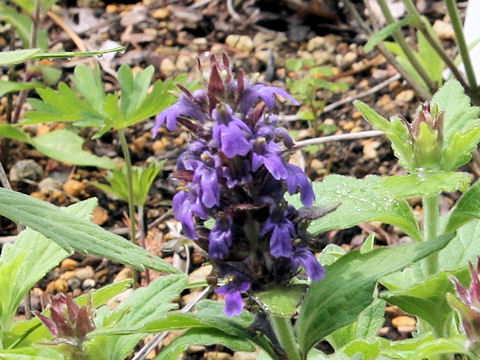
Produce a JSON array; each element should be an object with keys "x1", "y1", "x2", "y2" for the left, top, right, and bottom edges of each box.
[
  {"x1": 294, "y1": 130, "x2": 384, "y2": 147},
  {"x1": 0, "y1": 161, "x2": 12, "y2": 191},
  {"x1": 226, "y1": 0, "x2": 244, "y2": 22},
  {"x1": 279, "y1": 73, "x2": 401, "y2": 122},
  {"x1": 131, "y1": 286, "x2": 211, "y2": 360}
]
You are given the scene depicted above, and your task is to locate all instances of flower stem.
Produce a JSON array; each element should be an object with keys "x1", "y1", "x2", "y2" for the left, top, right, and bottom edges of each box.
[
  {"x1": 269, "y1": 315, "x2": 302, "y2": 360},
  {"x1": 444, "y1": 0, "x2": 478, "y2": 89},
  {"x1": 423, "y1": 195, "x2": 440, "y2": 275},
  {"x1": 118, "y1": 129, "x2": 139, "y2": 287}
]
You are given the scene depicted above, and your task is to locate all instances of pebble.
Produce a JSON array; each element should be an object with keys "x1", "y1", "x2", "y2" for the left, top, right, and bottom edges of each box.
[
  {"x1": 92, "y1": 205, "x2": 109, "y2": 226},
  {"x1": 341, "y1": 51, "x2": 358, "y2": 67},
  {"x1": 62, "y1": 179, "x2": 85, "y2": 197},
  {"x1": 82, "y1": 278, "x2": 96, "y2": 289},
  {"x1": 188, "y1": 265, "x2": 213, "y2": 285},
  {"x1": 46, "y1": 279, "x2": 68, "y2": 293},
  {"x1": 38, "y1": 177, "x2": 62, "y2": 192},
  {"x1": 205, "y1": 352, "x2": 232, "y2": 360},
  {"x1": 176, "y1": 53, "x2": 196, "y2": 72},
  {"x1": 152, "y1": 7, "x2": 170, "y2": 19},
  {"x1": 233, "y1": 350, "x2": 261, "y2": 360},
  {"x1": 160, "y1": 58, "x2": 176, "y2": 77},
  {"x1": 60, "y1": 271, "x2": 77, "y2": 281},
  {"x1": 433, "y1": 20, "x2": 455, "y2": 40},
  {"x1": 307, "y1": 36, "x2": 326, "y2": 52},
  {"x1": 392, "y1": 315, "x2": 416, "y2": 332},
  {"x1": 9, "y1": 159, "x2": 44, "y2": 182},
  {"x1": 37, "y1": 124, "x2": 50, "y2": 136},
  {"x1": 114, "y1": 267, "x2": 134, "y2": 282},
  {"x1": 312, "y1": 50, "x2": 330, "y2": 65},
  {"x1": 395, "y1": 89, "x2": 415, "y2": 103},
  {"x1": 60, "y1": 258, "x2": 79, "y2": 271},
  {"x1": 225, "y1": 34, "x2": 254, "y2": 53},
  {"x1": 68, "y1": 278, "x2": 82, "y2": 290},
  {"x1": 75, "y1": 266, "x2": 94, "y2": 280},
  {"x1": 362, "y1": 139, "x2": 381, "y2": 160}
]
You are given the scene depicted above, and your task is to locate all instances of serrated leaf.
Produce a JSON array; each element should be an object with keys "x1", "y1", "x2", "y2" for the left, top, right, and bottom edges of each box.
[
  {"x1": 71, "y1": 64, "x2": 106, "y2": 114},
  {"x1": 0, "y1": 199, "x2": 96, "y2": 332},
  {"x1": 364, "y1": 16, "x2": 415, "y2": 52},
  {"x1": 118, "y1": 65, "x2": 154, "y2": 117},
  {"x1": 295, "y1": 233, "x2": 453, "y2": 354},
  {"x1": 378, "y1": 171, "x2": 471, "y2": 199},
  {"x1": 445, "y1": 179, "x2": 480, "y2": 233},
  {"x1": 31, "y1": 129, "x2": 116, "y2": 169},
  {"x1": 354, "y1": 101, "x2": 415, "y2": 171},
  {"x1": 290, "y1": 175, "x2": 422, "y2": 241},
  {"x1": 0, "y1": 48, "x2": 41, "y2": 66},
  {"x1": 380, "y1": 220, "x2": 480, "y2": 330},
  {"x1": 0, "y1": 188, "x2": 180, "y2": 274},
  {"x1": 86, "y1": 274, "x2": 187, "y2": 360}
]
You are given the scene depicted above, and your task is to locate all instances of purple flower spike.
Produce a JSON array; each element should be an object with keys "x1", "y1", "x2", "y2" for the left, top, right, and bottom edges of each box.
[
  {"x1": 261, "y1": 214, "x2": 295, "y2": 258},
  {"x1": 286, "y1": 164, "x2": 315, "y2": 206},
  {"x1": 292, "y1": 248, "x2": 325, "y2": 281},
  {"x1": 193, "y1": 164, "x2": 220, "y2": 208},
  {"x1": 209, "y1": 217, "x2": 233, "y2": 259},
  {"x1": 212, "y1": 106, "x2": 251, "y2": 158},
  {"x1": 153, "y1": 90, "x2": 207, "y2": 135},
  {"x1": 240, "y1": 82, "x2": 300, "y2": 114},
  {"x1": 252, "y1": 140, "x2": 288, "y2": 180},
  {"x1": 172, "y1": 189, "x2": 208, "y2": 239},
  {"x1": 216, "y1": 280, "x2": 251, "y2": 316}
]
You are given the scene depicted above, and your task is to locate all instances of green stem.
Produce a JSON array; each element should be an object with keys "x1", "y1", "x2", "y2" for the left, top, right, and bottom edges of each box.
[
  {"x1": 423, "y1": 195, "x2": 440, "y2": 276},
  {"x1": 378, "y1": 0, "x2": 436, "y2": 94},
  {"x1": 118, "y1": 129, "x2": 139, "y2": 286},
  {"x1": 269, "y1": 315, "x2": 302, "y2": 360},
  {"x1": 402, "y1": 0, "x2": 469, "y2": 88},
  {"x1": 444, "y1": 0, "x2": 478, "y2": 89}
]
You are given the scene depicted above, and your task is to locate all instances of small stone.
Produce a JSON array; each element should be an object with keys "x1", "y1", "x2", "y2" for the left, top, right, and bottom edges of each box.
[
  {"x1": 62, "y1": 179, "x2": 85, "y2": 197},
  {"x1": 362, "y1": 139, "x2": 381, "y2": 160},
  {"x1": 9, "y1": 159, "x2": 43, "y2": 182},
  {"x1": 312, "y1": 50, "x2": 330, "y2": 65},
  {"x1": 433, "y1": 20, "x2": 455, "y2": 40},
  {"x1": 225, "y1": 34, "x2": 254, "y2": 53},
  {"x1": 93, "y1": 205, "x2": 109, "y2": 226},
  {"x1": 60, "y1": 271, "x2": 77, "y2": 281},
  {"x1": 152, "y1": 7, "x2": 170, "y2": 19},
  {"x1": 61, "y1": 258, "x2": 79, "y2": 271},
  {"x1": 152, "y1": 139, "x2": 167, "y2": 153},
  {"x1": 160, "y1": 58, "x2": 176, "y2": 77},
  {"x1": 188, "y1": 265, "x2": 213, "y2": 285},
  {"x1": 341, "y1": 51, "x2": 358, "y2": 67},
  {"x1": 395, "y1": 89, "x2": 415, "y2": 103},
  {"x1": 38, "y1": 177, "x2": 62, "y2": 192},
  {"x1": 205, "y1": 352, "x2": 232, "y2": 360},
  {"x1": 68, "y1": 278, "x2": 82, "y2": 290},
  {"x1": 233, "y1": 350, "x2": 261, "y2": 360},
  {"x1": 46, "y1": 279, "x2": 68, "y2": 293},
  {"x1": 392, "y1": 315, "x2": 416, "y2": 332},
  {"x1": 176, "y1": 54, "x2": 196, "y2": 72},
  {"x1": 352, "y1": 111, "x2": 363, "y2": 120},
  {"x1": 75, "y1": 266, "x2": 94, "y2": 280},
  {"x1": 37, "y1": 124, "x2": 50, "y2": 136},
  {"x1": 114, "y1": 267, "x2": 134, "y2": 282},
  {"x1": 187, "y1": 345, "x2": 207, "y2": 354},
  {"x1": 307, "y1": 36, "x2": 326, "y2": 51},
  {"x1": 82, "y1": 278, "x2": 96, "y2": 289},
  {"x1": 310, "y1": 159, "x2": 324, "y2": 175}
]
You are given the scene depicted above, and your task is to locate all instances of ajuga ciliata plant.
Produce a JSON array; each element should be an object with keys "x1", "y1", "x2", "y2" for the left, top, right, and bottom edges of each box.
[{"x1": 154, "y1": 54, "x2": 328, "y2": 316}]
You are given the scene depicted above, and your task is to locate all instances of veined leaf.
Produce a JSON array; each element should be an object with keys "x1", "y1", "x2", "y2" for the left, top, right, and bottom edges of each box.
[
  {"x1": 0, "y1": 188, "x2": 180, "y2": 274},
  {"x1": 0, "y1": 48, "x2": 41, "y2": 66},
  {"x1": 445, "y1": 179, "x2": 480, "y2": 233},
  {"x1": 295, "y1": 233, "x2": 453, "y2": 355}
]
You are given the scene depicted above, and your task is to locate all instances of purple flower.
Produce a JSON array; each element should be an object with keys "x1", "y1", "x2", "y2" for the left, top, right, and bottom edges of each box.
[
  {"x1": 153, "y1": 90, "x2": 208, "y2": 134},
  {"x1": 292, "y1": 247, "x2": 325, "y2": 281},
  {"x1": 172, "y1": 189, "x2": 208, "y2": 239},
  {"x1": 252, "y1": 139, "x2": 288, "y2": 180},
  {"x1": 261, "y1": 212, "x2": 295, "y2": 258},
  {"x1": 212, "y1": 106, "x2": 251, "y2": 158},
  {"x1": 209, "y1": 216, "x2": 233, "y2": 259},
  {"x1": 286, "y1": 164, "x2": 315, "y2": 206},
  {"x1": 192, "y1": 163, "x2": 220, "y2": 208},
  {"x1": 216, "y1": 279, "x2": 251, "y2": 316},
  {"x1": 239, "y1": 81, "x2": 300, "y2": 115}
]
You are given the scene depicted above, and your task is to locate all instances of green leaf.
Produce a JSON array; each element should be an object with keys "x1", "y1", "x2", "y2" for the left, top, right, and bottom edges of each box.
[
  {"x1": 0, "y1": 199, "x2": 96, "y2": 332},
  {"x1": 156, "y1": 328, "x2": 255, "y2": 360},
  {"x1": 417, "y1": 30, "x2": 444, "y2": 86},
  {"x1": 31, "y1": 129, "x2": 117, "y2": 169},
  {"x1": 378, "y1": 171, "x2": 471, "y2": 199},
  {"x1": 364, "y1": 16, "x2": 415, "y2": 52},
  {"x1": 290, "y1": 175, "x2": 422, "y2": 241},
  {"x1": 0, "y1": 124, "x2": 32, "y2": 144},
  {"x1": 71, "y1": 64, "x2": 106, "y2": 114},
  {"x1": 0, "y1": 80, "x2": 43, "y2": 97},
  {"x1": 360, "y1": 234, "x2": 375, "y2": 254},
  {"x1": 0, "y1": 48, "x2": 41, "y2": 66},
  {"x1": 0, "y1": 346, "x2": 64, "y2": 360},
  {"x1": 118, "y1": 65, "x2": 154, "y2": 118},
  {"x1": 285, "y1": 58, "x2": 303, "y2": 71},
  {"x1": 380, "y1": 219, "x2": 480, "y2": 330},
  {"x1": 354, "y1": 101, "x2": 415, "y2": 171},
  {"x1": 0, "y1": 188, "x2": 180, "y2": 274},
  {"x1": 343, "y1": 339, "x2": 380, "y2": 359},
  {"x1": 295, "y1": 233, "x2": 454, "y2": 355},
  {"x1": 254, "y1": 285, "x2": 306, "y2": 317},
  {"x1": 0, "y1": 5, "x2": 33, "y2": 47},
  {"x1": 30, "y1": 65, "x2": 62, "y2": 86},
  {"x1": 445, "y1": 179, "x2": 480, "y2": 233},
  {"x1": 86, "y1": 274, "x2": 187, "y2": 360}
]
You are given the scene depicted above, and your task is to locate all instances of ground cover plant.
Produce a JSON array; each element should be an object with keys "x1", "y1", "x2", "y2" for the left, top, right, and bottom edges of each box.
[{"x1": 2, "y1": 0, "x2": 480, "y2": 359}]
